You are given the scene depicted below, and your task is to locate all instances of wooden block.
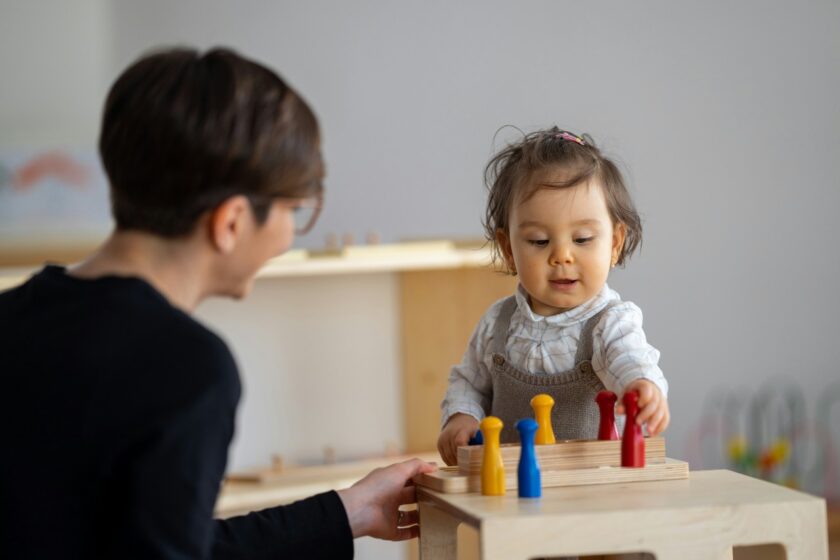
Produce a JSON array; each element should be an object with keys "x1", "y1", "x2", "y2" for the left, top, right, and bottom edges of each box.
[
  {"x1": 415, "y1": 457, "x2": 689, "y2": 494},
  {"x1": 457, "y1": 436, "x2": 666, "y2": 475}
]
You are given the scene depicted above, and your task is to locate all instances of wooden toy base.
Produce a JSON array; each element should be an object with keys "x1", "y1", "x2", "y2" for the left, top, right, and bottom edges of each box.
[
  {"x1": 415, "y1": 437, "x2": 689, "y2": 493},
  {"x1": 456, "y1": 436, "x2": 666, "y2": 474},
  {"x1": 416, "y1": 457, "x2": 689, "y2": 493}
]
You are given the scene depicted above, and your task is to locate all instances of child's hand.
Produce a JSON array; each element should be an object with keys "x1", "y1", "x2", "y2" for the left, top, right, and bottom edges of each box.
[
  {"x1": 437, "y1": 413, "x2": 480, "y2": 466},
  {"x1": 618, "y1": 379, "x2": 670, "y2": 436}
]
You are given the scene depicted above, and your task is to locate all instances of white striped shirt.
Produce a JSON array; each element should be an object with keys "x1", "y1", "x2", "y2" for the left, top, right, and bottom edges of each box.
[{"x1": 441, "y1": 283, "x2": 668, "y2": 425}]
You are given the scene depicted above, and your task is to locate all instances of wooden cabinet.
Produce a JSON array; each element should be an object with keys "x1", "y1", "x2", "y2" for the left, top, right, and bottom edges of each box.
[{"x1": 399, "y1": 267, "x2": 516, "y2": 453}]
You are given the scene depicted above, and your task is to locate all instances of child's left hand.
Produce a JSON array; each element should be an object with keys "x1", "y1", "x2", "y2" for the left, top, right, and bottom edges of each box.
[{"x1": 618, "y1": 379, "x2": 670, "y2": 436}]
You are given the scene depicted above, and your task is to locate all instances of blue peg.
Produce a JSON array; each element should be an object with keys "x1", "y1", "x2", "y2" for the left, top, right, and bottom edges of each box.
[
  {"x1": 468, "y1": 429, "x2": 484, "y2": 445},
  {"x1": 515, "y1": 418, "x2": 541, "y2": 498}
]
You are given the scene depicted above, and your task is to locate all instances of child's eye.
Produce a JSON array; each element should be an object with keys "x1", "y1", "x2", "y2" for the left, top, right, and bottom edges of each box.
[
  {"x1": 527, "y1": 240, "x2": 549, "y2": 247},
  {"x1": 574, "y1": 237, "x2": 594, "y2": 245}
]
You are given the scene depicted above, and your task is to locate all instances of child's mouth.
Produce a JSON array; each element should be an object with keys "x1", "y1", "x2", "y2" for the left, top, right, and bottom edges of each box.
[{"x1": 550, "y1": 278, "x2": 578, "y2": 290}]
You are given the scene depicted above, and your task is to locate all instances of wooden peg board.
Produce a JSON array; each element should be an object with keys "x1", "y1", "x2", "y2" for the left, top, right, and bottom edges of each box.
[
  {"x1": 456, "y1": 436, "x2": 666, "y2": 474},
  {"x1": 415, "y1": 437, "x2": 689, "y2": 494}
]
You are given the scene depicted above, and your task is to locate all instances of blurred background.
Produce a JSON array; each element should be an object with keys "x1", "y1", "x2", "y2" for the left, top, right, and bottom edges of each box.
[{"x1": 2, "y1": 1, "x2": 839, "y2": 558}]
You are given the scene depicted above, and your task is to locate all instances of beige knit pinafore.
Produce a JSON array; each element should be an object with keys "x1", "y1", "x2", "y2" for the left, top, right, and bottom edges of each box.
[{"x1": 488, "y1": 296, "x2": 618, "y2": 443}]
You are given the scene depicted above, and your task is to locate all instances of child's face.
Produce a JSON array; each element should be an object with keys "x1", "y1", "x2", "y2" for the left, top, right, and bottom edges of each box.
[{"x1": 496, "y1": 174, "x2": 625, "y2": 316}]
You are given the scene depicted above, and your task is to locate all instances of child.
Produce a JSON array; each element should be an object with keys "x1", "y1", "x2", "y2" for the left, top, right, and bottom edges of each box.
[{"x1": 438, "y1": 127, "x2": 670, "y2": 465}]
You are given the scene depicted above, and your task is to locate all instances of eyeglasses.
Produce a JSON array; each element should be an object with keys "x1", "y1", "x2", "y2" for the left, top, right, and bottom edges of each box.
[
  {"x1": 290, "y1": 195, "x2": 323, "y2": 235},
  {"x1": 248, "y1": 192, "x2": 323, "y2": 235},
  {"x1": 280, "y1": 193, "x2": 323, "y2": 235}
]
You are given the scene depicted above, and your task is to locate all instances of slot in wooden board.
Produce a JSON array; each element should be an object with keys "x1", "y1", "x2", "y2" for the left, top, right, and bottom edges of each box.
[
  {"x1": 457, "y1": 436, "x2": 666, "y2": 474},
  {"x1": 416, "y1": 457, "x2": 689, "y2": 493}
]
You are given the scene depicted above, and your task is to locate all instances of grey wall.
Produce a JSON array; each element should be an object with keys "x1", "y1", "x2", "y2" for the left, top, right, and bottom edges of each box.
[
  {"x1": 3, "y1": 0, "x2": 839, "y2": 502},
  {"x1": 108, "y1": 0, "x2": 840, "y2": 475}
]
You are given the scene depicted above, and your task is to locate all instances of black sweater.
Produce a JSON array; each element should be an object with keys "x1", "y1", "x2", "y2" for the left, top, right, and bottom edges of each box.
[{"x1": 0, "y1": 266, "x2": 353, "y2": 559}]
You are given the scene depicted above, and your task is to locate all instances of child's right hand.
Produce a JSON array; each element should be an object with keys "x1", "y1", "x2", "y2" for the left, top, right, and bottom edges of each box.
[{"x1": 437, "y1": 413, "x2": 480, "y2": 466}]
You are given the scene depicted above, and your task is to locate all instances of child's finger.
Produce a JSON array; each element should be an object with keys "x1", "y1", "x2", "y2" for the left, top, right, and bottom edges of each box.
[
  {"x1": 450, "y1": 432, "x2": 470, "y2": 464},
  {"x1": 635, "y1": 383, "x2": 655, "y2": 406},
  {"x1": 437, "y1": 438, "x2": 448, "y2": 465},
  {"x1": 646, "y1": 406, "x2": 667, "y2": 436},
  {"x1": 441, "y1": 434, "x2": 456, "y2": 466},
  {"x1": 635, "y1": 394, "x2": 660, "y2": 425},
  {"x1": 446, "y1": 439, "x2": 457, "y2": 466},
  {"x1": 656, "y1": 406, "x2": 671, "y2": 434}
]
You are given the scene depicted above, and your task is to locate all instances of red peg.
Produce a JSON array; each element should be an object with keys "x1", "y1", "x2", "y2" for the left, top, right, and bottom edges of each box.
[
  {"x1": 621, "y1": 390, "x2": 645, "y2": 467},
  {"x1": 595, "y1": 390, "x2": 620, "y2": 440}
]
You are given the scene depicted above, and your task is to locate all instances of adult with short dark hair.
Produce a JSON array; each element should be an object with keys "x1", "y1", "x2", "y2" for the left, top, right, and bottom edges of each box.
[{"x1": 0, "y1": 47, "x2": 435, "y2": 559}]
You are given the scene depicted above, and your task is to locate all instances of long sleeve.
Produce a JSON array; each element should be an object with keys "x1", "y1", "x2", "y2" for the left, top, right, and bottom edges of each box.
[
  {"x1": 116, "y1": 351, "x2": 354, "y2": 559},
  {"x1": 0, "y1": 266, "x2": 354, "y2": 560},
  {"x1": 212, "y1": 492, "x2": 353, "y2": 560},
  {"x1": 591, "y1": 301, "x2": 668, "y2": 397},
  {"x1": 114, "y1": 351, "x2": 241, "y2": 559},
  {"x1": 439, "y1": 303, "x2": 500, "y2": 426}
]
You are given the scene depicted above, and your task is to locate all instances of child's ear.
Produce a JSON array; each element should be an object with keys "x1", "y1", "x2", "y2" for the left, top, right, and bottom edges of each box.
[
  {"x1": 611, "y1": 222, "x2": 627, "y2": 267},
  {"x1": 208, "y1": 195, "x2": 251, "y2": 254},
  {"x1": 495, "y1": 228, "x2": 516, "y2": 274}
]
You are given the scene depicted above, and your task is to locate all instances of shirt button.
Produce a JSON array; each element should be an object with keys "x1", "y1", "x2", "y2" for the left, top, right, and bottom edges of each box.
[
  {"x1": 580, "y1": 362, "x2": 592, "y2": 373},
  {"x1": 493, "y1": 355, "x2": 505, "y2": 366}
]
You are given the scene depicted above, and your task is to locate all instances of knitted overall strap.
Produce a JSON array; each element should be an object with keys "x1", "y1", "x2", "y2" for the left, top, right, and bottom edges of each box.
[{"x1": 488, "y1": 296, "x2": 618, "y2": 443}]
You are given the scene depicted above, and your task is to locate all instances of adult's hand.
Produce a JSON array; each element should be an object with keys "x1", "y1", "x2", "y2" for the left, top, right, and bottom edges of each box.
[{"x1": 337, "y1": 458, "x2": 437, "y2": 541}]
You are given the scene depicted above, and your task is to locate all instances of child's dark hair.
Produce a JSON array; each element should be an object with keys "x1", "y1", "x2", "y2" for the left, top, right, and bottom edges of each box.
[
  {"x1": 99, "y1": 47, "x2": 323, "y2": 237},
  {"x1": 483, "y1": 126, "x2": 642, "y2": 272}
]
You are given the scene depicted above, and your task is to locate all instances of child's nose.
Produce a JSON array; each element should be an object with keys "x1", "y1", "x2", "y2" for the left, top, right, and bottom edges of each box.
[{"x1": 549, "y1": 242, "x2": 574, "y2": 266}]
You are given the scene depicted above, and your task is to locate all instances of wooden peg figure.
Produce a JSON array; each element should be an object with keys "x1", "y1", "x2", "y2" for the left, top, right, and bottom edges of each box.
[
  {"x1": 515, "y1": 418, "x2": 541, "y2": 498},
  {"x1": 480, "y1": 416, "x2": 505, "y2": 495},
  {"x1": 530, "y1": 394, "x2": 556, "y2": 445},
  {"x1": 595, "y1": 390, "x2": 620, "y2": 440},
  {"x1": 621, "y1": 390, "x2": 645, "y2": 467}
]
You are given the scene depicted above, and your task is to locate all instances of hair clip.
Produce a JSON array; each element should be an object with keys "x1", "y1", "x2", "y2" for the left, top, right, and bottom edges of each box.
[{"x1": 554, "y1": 130, "x2": 586, "y2": 146}]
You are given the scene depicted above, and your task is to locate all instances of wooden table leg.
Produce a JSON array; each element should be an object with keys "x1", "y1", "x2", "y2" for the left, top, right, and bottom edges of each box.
[{"x1": 418, "y1": 500, "x2": 460, "y2": 560}]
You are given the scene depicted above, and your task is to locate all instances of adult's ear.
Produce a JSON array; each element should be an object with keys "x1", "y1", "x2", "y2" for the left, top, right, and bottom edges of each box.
[
  {"x1": 208, "y1": 195, "x2": 251, "y2": 254},
  {"x1": 495, "y1": 228, "x2": 516, "y2": 274}
]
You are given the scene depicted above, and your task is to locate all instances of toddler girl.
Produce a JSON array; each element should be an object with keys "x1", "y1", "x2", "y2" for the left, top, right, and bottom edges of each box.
[{"x1": 438, "y1": 127, "x2": 670, "y2": 465}]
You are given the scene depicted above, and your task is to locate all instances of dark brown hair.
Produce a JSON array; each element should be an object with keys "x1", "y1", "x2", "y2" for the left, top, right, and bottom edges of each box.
[
  {"x1": 483, "y1": 126, "x2": 642, "y2": 272},
  {"x1": 99, "y1": 47, "x2": 323, "y2": 237}
]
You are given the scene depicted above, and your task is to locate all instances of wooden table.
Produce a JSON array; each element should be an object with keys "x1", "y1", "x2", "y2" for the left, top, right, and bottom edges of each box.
[{"x1": 417, "y1": 469, "x2": 828, "y2": 560}]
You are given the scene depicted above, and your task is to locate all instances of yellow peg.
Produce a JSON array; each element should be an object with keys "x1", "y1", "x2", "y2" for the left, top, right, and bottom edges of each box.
[
  {"x1": 480, "y1": 416, "x2": 505, "y2": 496},
  {"x1": 530, "y1": 394, "x2": 556, "y2": 445}
]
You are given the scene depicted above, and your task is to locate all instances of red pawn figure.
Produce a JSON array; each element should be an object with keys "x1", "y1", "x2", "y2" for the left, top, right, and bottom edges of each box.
[
  {"x1": 595, "y1": 390, "x2": 620, "y2": 440},
  {"x1": 621, "y1": 390, "x2": 645, "y2": 467}
]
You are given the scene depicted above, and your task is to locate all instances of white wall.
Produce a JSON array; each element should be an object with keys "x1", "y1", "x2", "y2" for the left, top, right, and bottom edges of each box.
[{"x1": 195, "y1": 273, "x2": 404, "y2": 471}]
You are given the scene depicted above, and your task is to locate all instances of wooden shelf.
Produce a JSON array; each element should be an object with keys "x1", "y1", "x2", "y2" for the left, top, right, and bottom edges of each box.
[
  {"x1": 0, "y1": 241, "x2": 497, "y2": 291},
  {"x1": 258, "y1": 241, "x2": 495, "y2": 278}
]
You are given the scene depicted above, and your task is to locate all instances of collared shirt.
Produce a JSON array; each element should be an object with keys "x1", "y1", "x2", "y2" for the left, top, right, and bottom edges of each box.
[{"x1": 441, "y1": 283, "x2": 668, "y2": 424}]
